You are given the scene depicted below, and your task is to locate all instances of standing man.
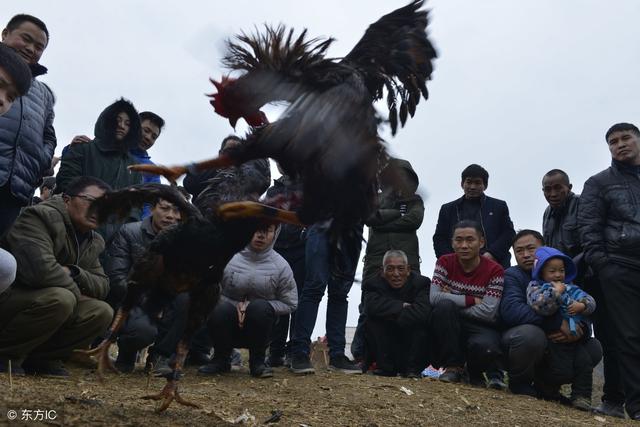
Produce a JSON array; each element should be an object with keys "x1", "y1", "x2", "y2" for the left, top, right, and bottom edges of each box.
[
  {"x1": 433, "y1": 164, "x2": 515, "y2": 268},
  {"x1": 541, "y1": 169, "x2": 581, "y2": 258},
  {"x1": 0, "y1": 42, "x2": 31, "y2": 115},
  {"x1": 0, "y1": 14, "x2": 56, "y2": 236},
  {"x1": 578, "y1": 122, "x2": 640, "y2": 420}
]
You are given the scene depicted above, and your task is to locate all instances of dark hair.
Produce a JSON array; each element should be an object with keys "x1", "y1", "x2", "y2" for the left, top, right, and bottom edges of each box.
[
  {"x1": 0, "y1": 44, "x2": 31, "y2": 96},
  {"x1": 6, "y1": 14, "x2": 49, "y2": 42},
  {"x1": 461, "y1": 164, "x2": 489, "y2": 187},
  {"x1": 219, "y1": 135, "x2": 241, "y2": 152},
  {"x1": 452, "y1": 220, "x2": 484, "y2": 238},
  {"x1": 39, "y1": 176, "x2": 56, "y2": 191},
  {"x1": 605, "y1": 123, "x2": 640, "y2": 141},
  {"x1": 139, "y1": 111, "x2": 165, "y2": 131},
  {"x1": 64, "y1": 176, "x2": 112, "y2": 196},
  {"x1": 543, "y1": 169, "x2": 570, "y2": 186},
  {"x1": 512, "y1": 229, "x2": 544, "y2": 247}
]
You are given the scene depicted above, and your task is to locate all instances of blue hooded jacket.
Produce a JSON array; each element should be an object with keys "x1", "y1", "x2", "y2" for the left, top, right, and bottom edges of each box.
[{"x1": 527, "y1": 246, "x2": 595, "y2": 334}]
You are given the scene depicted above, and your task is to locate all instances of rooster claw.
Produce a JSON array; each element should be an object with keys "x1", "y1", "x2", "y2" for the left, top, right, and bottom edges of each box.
[
  {"x1": 128, "y1": 164, "x2": 188, "y2": 185},
  {"x1": 74, "y1": 340, "x2": 119, "y2": 380},
  {"x1": 142, "y1": 380, "x2": 200, "y2": 412}
]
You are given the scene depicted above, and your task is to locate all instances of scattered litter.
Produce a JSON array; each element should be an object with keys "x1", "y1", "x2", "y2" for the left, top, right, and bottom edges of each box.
[
  {"x1": 421, "y1": 365, "x2": 445, "y2": 379},
  {"x1": 263, "y1": 409, "x2": 283, "y2": 424},
  {"x1": 399, "y1": 386, "x2": 414, "y2": 396},
  {"x1": 232, "y1": 409, "x2": 255, "y2": 424}
]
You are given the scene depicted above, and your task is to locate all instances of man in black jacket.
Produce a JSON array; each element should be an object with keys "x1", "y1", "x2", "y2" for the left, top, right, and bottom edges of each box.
[
  {"x1": 0, "y1": 15, "x2": 56, "y2": 237},
  {"x1": 541, "y1": 169, "x2": 581, "y2": 258},
  {"x1": 363, "y1": 250, "x2": 430, "y2": 377},
  {"x1": 578, "y1": 122, "x2": 640, "y2": 421},
  {"x1": 433, "y1": 164, "x2": 515, "y2": 268}
]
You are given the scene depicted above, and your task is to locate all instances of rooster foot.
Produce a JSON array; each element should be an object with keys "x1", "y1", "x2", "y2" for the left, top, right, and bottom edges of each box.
[
  {"x1": 141, "y1": 379, "x2": 200, "y2": 412},
  {"x1": 74, "y1": 339, "x2": 118, "y2": 380},
  {"x1": 128, "y1": 164, "x2": 187, "y2": 185}
]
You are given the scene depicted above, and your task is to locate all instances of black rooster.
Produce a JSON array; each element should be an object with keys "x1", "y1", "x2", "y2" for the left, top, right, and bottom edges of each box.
[
  {"x1": 131, "y1": 0, "x2": 437, "y2": 238},
  {"x1": 78, "y1": 182, "x2": 297, "y2": 412}
]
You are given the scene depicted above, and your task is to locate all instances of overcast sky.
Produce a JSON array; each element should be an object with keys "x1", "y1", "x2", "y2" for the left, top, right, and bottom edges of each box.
[{"x1": 6, "y1": 1, "x2": 640, "y2": 337}]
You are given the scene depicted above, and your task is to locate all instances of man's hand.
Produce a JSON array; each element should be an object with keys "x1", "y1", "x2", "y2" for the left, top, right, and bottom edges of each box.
[
  {"x1": 482, "y1": 252, "x2": 496, "y2": 262},
  {"x1": 474, "y1": 297, "x2": 483, "y2": 305},
  {"x1": 236, "y1": 300, "x2": 250, "y2": 329},
  {"x1": 62, "y1": 266, "x2": 71, "y2": 275},
  {"x1": 441, "y1": 285, "x2": 451, "y2": 293},
  {"x1": 568, "y1": 301, "x2": 586, "y2": 316},
  {"x1": 548, "y1": 320, "x2": 583, "y2": 343},
  {"x1": 71, "y1": 135, "x2": 92, "y2": 145}
]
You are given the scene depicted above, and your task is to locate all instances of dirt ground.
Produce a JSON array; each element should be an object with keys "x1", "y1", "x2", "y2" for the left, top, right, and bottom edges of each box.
[{"x1": 0, "y1": 360, "x2": 634, "y2": 427}]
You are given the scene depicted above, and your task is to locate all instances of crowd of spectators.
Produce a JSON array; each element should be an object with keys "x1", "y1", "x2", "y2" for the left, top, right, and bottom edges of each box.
[{"x1": 0, "y1": 13, "x2": 639, "y2": 422}]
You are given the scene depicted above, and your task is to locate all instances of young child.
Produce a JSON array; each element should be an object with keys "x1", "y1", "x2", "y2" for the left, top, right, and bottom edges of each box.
[
  {"x1": 526, "y1": 246, "x2": 598, "y2": 411},
  {"x1": 0, "y1": 43, "x2": 32, "y2": 115}
]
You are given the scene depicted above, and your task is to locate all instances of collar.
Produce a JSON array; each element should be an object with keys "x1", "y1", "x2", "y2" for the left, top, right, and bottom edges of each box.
[{"x1": 613, "y1": 159, "x2": 640, "y2": 176}]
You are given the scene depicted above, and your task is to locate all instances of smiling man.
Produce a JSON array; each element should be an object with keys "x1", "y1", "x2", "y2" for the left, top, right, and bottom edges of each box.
[
  {"x1": 0, "y1": 14, "x2": 56, "y2": 237},
  {"x1": 578, "y1": 122, "x2": 640, "y2": 420},
  {"x1": 361, "y1": 250, "x2": 431, "y2": 377},
  {"x1": 0, "y1": 176, "x2": 113, "y2": 377}
]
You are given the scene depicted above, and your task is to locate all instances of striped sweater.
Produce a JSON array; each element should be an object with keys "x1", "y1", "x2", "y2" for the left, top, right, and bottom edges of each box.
[{"x1": 430, "y1": 253, "x2": 504, "y2": 323}]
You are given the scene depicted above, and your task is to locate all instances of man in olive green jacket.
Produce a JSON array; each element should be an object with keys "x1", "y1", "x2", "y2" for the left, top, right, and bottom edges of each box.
[{"x1": 0, "y1": 176, "x2": 113, "y2": 376}]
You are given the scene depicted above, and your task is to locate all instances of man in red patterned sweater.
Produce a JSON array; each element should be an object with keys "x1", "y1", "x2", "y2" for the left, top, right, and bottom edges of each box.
[{"x1": 429, "y1": 220, "x2": 505, "y2": 388}]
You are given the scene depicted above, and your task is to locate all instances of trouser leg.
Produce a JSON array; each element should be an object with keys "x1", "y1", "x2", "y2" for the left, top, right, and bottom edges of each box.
[
  {"x1": 364, "y1": 317, "x2": 396, "y2": 373},
  {"x1": 429, "y1": 300, "x2": 464, "y2": 368},
  {"x1": 462, "y1": 319, "x2": 503, "y2": 376},
  {"x1": 206, "y1": 300, "x2": 237, "y2": 360},
  {"x1": 571, "y1": 339, "x2": 601, "y2": 400},
  {"x1": 501, "y1": 324, "x2": 547, "y2": 386}
]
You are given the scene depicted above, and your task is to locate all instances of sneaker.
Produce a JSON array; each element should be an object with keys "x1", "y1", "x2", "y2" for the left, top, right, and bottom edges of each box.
[
  {"x1": 439, "y1": 367, "x2": 463, "y2": 383},
  {"x1": 487, "y1": 374, "x2": 507, "y2": 391},
  {"x1": 571, "y1": 396, "x2": 592, "y2": 412},
  {"x1": 290, "y1": 354, "x2": 315, "y2": 375},
  {"x1": 197, "y1": 358, "x2": 231, "y2": 376},
  {"x1": 592, "y1": 401, "x2": 625, "y2": 419},
  {"x1": 329, "y1": 355, "x2": 362, "y2": 374},
  {"x1": 250, "y1": 362, "x2": 274, "y2": 378},
  {"x1": 152, "y1": 355, "x2": 173, "y2": 376},
  {"x1": 22, "y1": 359, "x2": 69, "y2": 378},
  {"x1": 0, "y1": 358, "x2": 25, "y2": 376},
  {"x1": 230, "y1": 349, "x2": 243, "y2": 368}
]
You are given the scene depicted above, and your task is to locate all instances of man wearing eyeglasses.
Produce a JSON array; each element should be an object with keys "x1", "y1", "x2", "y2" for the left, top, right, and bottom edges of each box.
[
  {"x1": 361, "y1": 250, "x2": 431, "y2": 377},
  {"x1": 0, "y1": 176, "x2": 113, "y2": 377}
]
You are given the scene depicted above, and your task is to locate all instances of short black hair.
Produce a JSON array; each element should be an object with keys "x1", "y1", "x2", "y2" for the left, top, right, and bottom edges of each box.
[
  {"x1": 452, "y1": 220, "x2": 484, "y2": 238},
  {"x1": 461, "y1": 164, "x2": 489, "y2": 187},
  {"x1": 39, "y1": 176, "x2": 56, "y2": 191},
  {"x1": 139, "y1": 111, "x2": 165, "y2": 131},
  {"x1": 605, "y1": 123, "x2": 640, "y2": 141},
  {"x1": 5, "y1": 14, "x2": 49, "y2": 42},
  {"x1": 64, "y1": 176, "x2": 112, "y2": 196},
  {"x1": 219, "y1": 135, "x2": 241, "y2": 152},
  {"x1": 543, "y1": 169, "x2": 570, "y2": 186},
  {"x1": 512, "y1": 229, "x2": 544, "y2": 247},
  {"x1": 0, "y1": 43, "x2": 31, "y2": 96}
]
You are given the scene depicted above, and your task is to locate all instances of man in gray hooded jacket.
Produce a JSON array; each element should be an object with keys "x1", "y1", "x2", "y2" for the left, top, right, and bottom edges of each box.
[{"x1": 199, "y1": 224, "x2": 297, "y2": 378}]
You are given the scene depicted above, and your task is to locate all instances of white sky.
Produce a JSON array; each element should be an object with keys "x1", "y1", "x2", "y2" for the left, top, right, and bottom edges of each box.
[{"x1": 6, "y1": 1, "x2": 640, "y2": 338}]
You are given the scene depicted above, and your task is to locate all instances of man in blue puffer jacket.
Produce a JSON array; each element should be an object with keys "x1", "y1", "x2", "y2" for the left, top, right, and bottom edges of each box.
[{"x1": 0, "y1": 15, "x2": 56, "y2": 237}]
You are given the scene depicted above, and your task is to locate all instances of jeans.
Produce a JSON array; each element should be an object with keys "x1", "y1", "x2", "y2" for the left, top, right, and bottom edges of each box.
[{"x1": 290, "y1": 223, "x2": 362, "y2": 359}]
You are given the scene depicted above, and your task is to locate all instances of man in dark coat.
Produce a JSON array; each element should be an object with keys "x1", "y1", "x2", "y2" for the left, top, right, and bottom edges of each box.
[
  {"x1": 578, "y1": 122, "x2": 640, "y2": 421},
  {"x1": 541, "y1": 169, "x2": 581, "y2": 258},
  {"x1": 363, "y1": 250, "x2": 430, "y2": 377},
  {"x1": 433, "y1": 164, "x2": 515, "y2": 268},
  {"x1": 0, "y1": 15, "x2": 56, "y2": 237},
  {"x1": 0, "y1": 176, "x2": 113, "y2": 376}
]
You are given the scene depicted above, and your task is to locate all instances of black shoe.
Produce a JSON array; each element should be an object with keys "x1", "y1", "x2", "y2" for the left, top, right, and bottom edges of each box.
[
  {"x1": 22, "y1": 359, "x2": 69, "y2": 378},
  {"x1": 290, "y1": 354, "x2": 315, "y2": 375},
  {"x1": 250, "y1": 362, "x2": 274, "y2": 378},
  {"x1": 329, "y1": 355, "x2": 362, "y2": 374},
  {"x1": 267, "y1": 355, "x2": 286, "y2": 368},
  {"x1": 487, "y1": 375, "x2": 507, "y2": 391},
  {"x1": 197, "y1": 358, "x2": 231, "y2": 376},
  {"x1": 0, "y1": 358, "x2": 25, "y2": 376},
  {"x1": 592, "y1": 401, "x2": 625, "y2": 419},
  {"x1": 508, "y1": 382, "x2": 537, "y2": 397},
  {"x1": 632, "y1": 412, "x2": 640, "y2": 421},
  {"x1": 372, "y1": 369, "x2": 396, "y2": 377},
  {"x1": 114, "y1": 349, "x2": 136, "y2": 373},
  {"x1": 185, "y1": 351, "x2": 211, "y2": 367},
  {"x1": 439, "y1": 368, "x2": 462, "y2": 383},
  {"x1": 467, "y1": 372, "x2": 486, "y2": 388},
  {"x1": 571, "y1": 396, "x2": 592, "y2": 412}
]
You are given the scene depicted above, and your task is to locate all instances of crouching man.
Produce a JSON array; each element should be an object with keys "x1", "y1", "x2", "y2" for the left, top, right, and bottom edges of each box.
[
  {"x1": 363, "y1": 250, "x2": 430, "y2": 377},
  {"x1": 0, "y1": 176, "x2": 113, "y2": 376}
]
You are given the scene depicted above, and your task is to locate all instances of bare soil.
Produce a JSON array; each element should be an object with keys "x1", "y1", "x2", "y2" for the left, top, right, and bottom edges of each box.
[{"x1": 0, "y1": 362, "x2": 633, "y2": 427}]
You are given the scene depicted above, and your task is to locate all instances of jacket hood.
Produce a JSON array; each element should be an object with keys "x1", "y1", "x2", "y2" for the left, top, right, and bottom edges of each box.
[
  {"x1": 29, "y1": 62, "x2": 47, "y2": 77},
  {"x1": 379, "y1": 158, "x2": 419, "y2": 198},
  {"x1": 531, "y1": 246, "x2": 577, "y2": 282},
  {"x1": 93, "y1": 98, "x2": 141, "y2": 153},
  {"x1": 241, "y1": 224, "x2": 281, "y2": 258}
]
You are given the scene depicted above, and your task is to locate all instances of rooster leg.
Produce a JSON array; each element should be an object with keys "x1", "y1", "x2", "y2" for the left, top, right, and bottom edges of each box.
[
  {"x1": 75, "y1": 308, "x2": 129, "y2": 380},
  {"x1": 141, "y1": 340, "x2": 200, "y2": 412},
  {"x1": 128, "y1": 154, "x2": 235, "y2": 185},
  {"x1": 218, "y1": 201, "x2": 304, "y2": 226}
]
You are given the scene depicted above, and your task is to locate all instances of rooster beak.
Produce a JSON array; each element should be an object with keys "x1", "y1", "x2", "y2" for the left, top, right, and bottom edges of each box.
[{"x1": 229, "y1": 117, "x2": 238, "y2": 129}]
